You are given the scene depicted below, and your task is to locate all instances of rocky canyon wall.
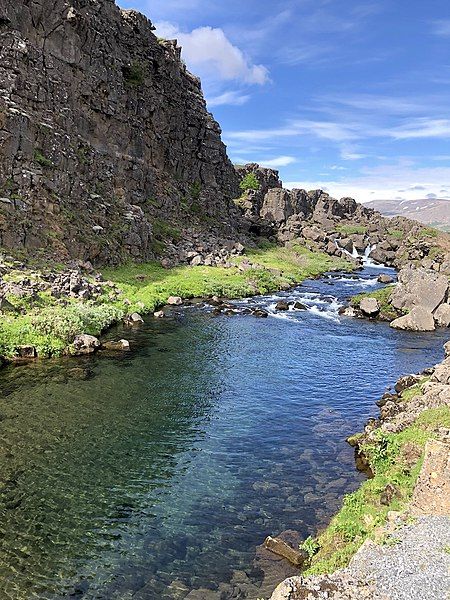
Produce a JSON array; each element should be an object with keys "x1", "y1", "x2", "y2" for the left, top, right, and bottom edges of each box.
[{"x1": 0, "y1": 0, "x2": 239, "y2": 263}]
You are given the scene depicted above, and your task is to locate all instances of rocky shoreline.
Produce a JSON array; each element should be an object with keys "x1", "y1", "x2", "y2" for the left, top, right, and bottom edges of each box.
[
  {"x1": 349, "y1": 263, "x2": 450, "y2": 331},
  {"x1": 267, "y1": 341, "x2": 450, "y2": 600}
]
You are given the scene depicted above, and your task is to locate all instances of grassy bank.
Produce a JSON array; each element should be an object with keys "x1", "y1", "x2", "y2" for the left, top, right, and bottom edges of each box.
[
  {"x1": 350, "y1": 285, "x2": 399, "y2": 320},
  {"x1": 302, "y1": 403, "x2": 450, "y2": 575},
  {"x1": 0, "y1": 245, "x2": 352, "y2": 360}
]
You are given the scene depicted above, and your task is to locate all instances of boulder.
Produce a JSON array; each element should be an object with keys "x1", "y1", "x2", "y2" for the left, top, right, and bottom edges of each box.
[
  {"x1": 395, "y1": 374, "x2": 423, "y2": 394},
  {"x1": 434, "y1": 303, "x2": 450, "y2": 327},
  {"x1": 444, "y1": 341, "x2": 450, "y2": 358},
  {"x1": 167, "y1": 296, "x2": 182, "y2": 305},
  {"x1": 125, "y1": 312, "x2": 144, "y2": 325},
  {"x1": 102, "y1": 339, "x2": 130, "y2": 351},
  {"x1": 154, "y1": 310, "x2": 165, "y2": 318},
  {"x1": 390, "y1": 307, "x2": 435, "y2": 331},
  {"x1": 391, "y1": 266, "x2": 448, "y2": 313},
  {"x1": 72, "y1": 334, "x2": 100, "y2": 355},
  {"x1": 410, "y1": 439, "x2": 450, "y2": 516},
  {"x1": 359, "y1": 297, "x2": 380, "y2": 317},
  {"x1": 275, "y1": 301, "x2": 290, "y2": 311},
  {"x1": 302, "y1": 225, "x2": 326, "y2": 243},
  {"x1": 263, "y1": 536, "x2": 308, "y2": 567},
  {"x1": 377, "y1": 274, "x2": 394, "y2": 284},
  {"x1": 15, "y1": 345, "x2": 37, "y2": 359},
  {"x1": 293, "y1": 302, "x2": 307, "y2": 310}
]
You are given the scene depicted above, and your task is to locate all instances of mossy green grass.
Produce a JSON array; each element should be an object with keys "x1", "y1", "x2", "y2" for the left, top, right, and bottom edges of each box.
[{"x1": 0, "y1": 245, "x2": 352, "y2": 359}]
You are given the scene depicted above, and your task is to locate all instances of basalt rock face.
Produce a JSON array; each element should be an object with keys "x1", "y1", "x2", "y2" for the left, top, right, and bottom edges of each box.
[{"x1": 0, "y1": 0, "x2": 239, "y2": 264}]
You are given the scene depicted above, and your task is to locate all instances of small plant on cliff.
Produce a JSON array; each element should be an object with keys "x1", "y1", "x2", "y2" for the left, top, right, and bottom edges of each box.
[
  {"x1": 190, "y1": 181, "x2": 202, "y2": 201},
  {"x1": 239, "y1": 173, "x2": 260, "y2": 192},
  {"x1": 122, "y1": 62, "x2": 145, "y2": 87},
  {"x1": 33, "y1": 149, "x2": 53, "y2": 168}
]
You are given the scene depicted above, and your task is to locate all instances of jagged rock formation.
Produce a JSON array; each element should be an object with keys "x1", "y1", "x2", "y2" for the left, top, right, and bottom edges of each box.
[
  {"x1": 0, "y1": 0, "x2": 239, "y2": 263},
  {"x1": 235, "y1": 165, "x2": 450, "y2": 275}
]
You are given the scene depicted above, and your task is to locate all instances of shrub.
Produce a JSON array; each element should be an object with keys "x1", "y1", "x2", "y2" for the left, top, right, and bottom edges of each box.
[{"x1": 239, "y1": 173, "x2": 260, "y2": 192}]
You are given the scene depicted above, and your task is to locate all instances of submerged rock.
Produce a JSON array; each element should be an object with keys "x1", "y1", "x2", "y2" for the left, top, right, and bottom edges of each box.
[
  {"x1": 264, "y1": 536, "x2": 308, "y2": 567},
  {"x1": 102, "y1": 339, "x2": 130, "y2": 351}
]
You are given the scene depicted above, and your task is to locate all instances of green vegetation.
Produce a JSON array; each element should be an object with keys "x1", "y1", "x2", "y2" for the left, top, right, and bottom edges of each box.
[
  {"x1": 335, "y1": 224, "x2": 366, "y2": 235},
  {"x1": 152, "y1": 218, "x2": 182, "y2": 242},
  {"x1": 103, "y1": 244, "x2": 353, "y2": 315},
  {"x1": 299, "y1": 536, "x2": 320, "y2": 559},
  {"x1": 239, "y1": 173, "x2": 260, "y2": 192},
  {"x1": 0, "y1": 244, "x2": 352, "y2": 360},
  {"x1": 387, "y1": 228, "x2": 403, "y2": 239},
  {"x1": 422, "y1": 226, "x2": 439, "y2": 238},
  {"x1": 122, "y1": 62, "x2": 145, "y2": 87},
  {"x1": 400, "y1": 376, "x2": 429, "y2": 402},
  {"x1": 190, "y1": 181, "x2": 202, "y2": 201},
  {"x1": 350, "y1": 285, "x2": 398, "y2": 320},
  {"x1": 303, "y1": 405, "x2": 450, "y2": 575},
  {"x1": 33, "y1": 149, "x2": 53, "y2": 168},
  {"x1": 0, "y1": 302, "x2": 122, "y2": 358}
]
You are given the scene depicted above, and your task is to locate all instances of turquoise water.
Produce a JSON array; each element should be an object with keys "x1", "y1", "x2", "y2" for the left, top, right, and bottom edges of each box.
[{"x1": 0, "y1": 268, "x2": 446, "y2": 599}]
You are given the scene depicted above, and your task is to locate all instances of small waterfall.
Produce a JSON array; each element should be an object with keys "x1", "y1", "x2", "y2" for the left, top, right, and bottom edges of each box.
[
  {"x1": 335, "y1": 240, "x2": 384, "y2": 267},
  {"x1": 362, "y1": 244, "x2": 382, "y2": 267}
]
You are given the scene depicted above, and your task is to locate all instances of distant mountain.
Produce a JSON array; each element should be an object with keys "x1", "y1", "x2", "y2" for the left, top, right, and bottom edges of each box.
[{"x1": 365, "y1": 198, "x2": 450, "y2": 231}]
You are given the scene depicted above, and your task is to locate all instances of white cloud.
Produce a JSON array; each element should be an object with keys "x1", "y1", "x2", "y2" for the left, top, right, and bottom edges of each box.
[
  {"x1": 285, "y1": 164, "x2": 450, "y2": 203},
  {"x1": 258, "y1": 156, "x2": 297, "y2": 168},
  {"x1": 228, "y1": 119, "x2": 358, "y2": 143},
  {"x1": 155, "y1": 22, "x2": 269, "y2": 85},
  {"x1": 431, "y1": 19, "x2": 450, "y2": 36},
  {"x1": 207, "y1": 91, "x2": 250, "y2": 107},
  {"x1": 389, "y1": 118, "x2": 450, "y2": 140}
]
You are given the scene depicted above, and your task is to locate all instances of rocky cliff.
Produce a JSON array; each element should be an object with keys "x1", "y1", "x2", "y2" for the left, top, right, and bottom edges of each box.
[{"x1": 0, "y1": 0, "x2": 239, "y2": 264}]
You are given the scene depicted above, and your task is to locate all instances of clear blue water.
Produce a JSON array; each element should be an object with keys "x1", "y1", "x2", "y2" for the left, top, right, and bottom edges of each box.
[{"x1": 0, "y1": 266, "x2": 447, "y2": 599}]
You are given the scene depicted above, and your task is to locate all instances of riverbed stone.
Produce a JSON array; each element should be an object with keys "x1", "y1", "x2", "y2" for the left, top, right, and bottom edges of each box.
[
  {"x1": 167, "y1": 296, "x2": 183, "y2": 305},
  {"x1": 377, "y1": 274, "x2": 394, "y2": 283},
  {"x1": 390, "y1": 307, "x2": 435, "y2": 331},
  {"x1": 14, "y1": 345, "x2": 37, "y2": 359},
  {"x1": 102, "y1": 339, "x2": 130, "y2": 351},
  {"x1": 72, "y1": 334, "x2": 100, "y2": 355},
  {"x1": 275, "y1": 301, "x2": 290, "y2": 311},
  {"x1": 125, "y1": 312, "x2": 144, "y2": 325}
]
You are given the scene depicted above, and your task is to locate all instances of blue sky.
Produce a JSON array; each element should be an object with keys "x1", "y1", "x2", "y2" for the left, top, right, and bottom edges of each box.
[{"x1": 118, "y1": 0, "x2": 450, "y2": 203}]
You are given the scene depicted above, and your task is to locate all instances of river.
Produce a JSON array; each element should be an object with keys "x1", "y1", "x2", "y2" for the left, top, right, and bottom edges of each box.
[{"x1": 0, "y1": 265, "x2": 447, "y2": 599}]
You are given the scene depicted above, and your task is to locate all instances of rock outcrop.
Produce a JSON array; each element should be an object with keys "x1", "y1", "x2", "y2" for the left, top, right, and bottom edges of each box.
[
  {"x1": 0, "y1": 0, "x2": 239, "y2": 264},
  {"x1": 234, "y1": 165, "x2": 450, "y2": 275}
]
